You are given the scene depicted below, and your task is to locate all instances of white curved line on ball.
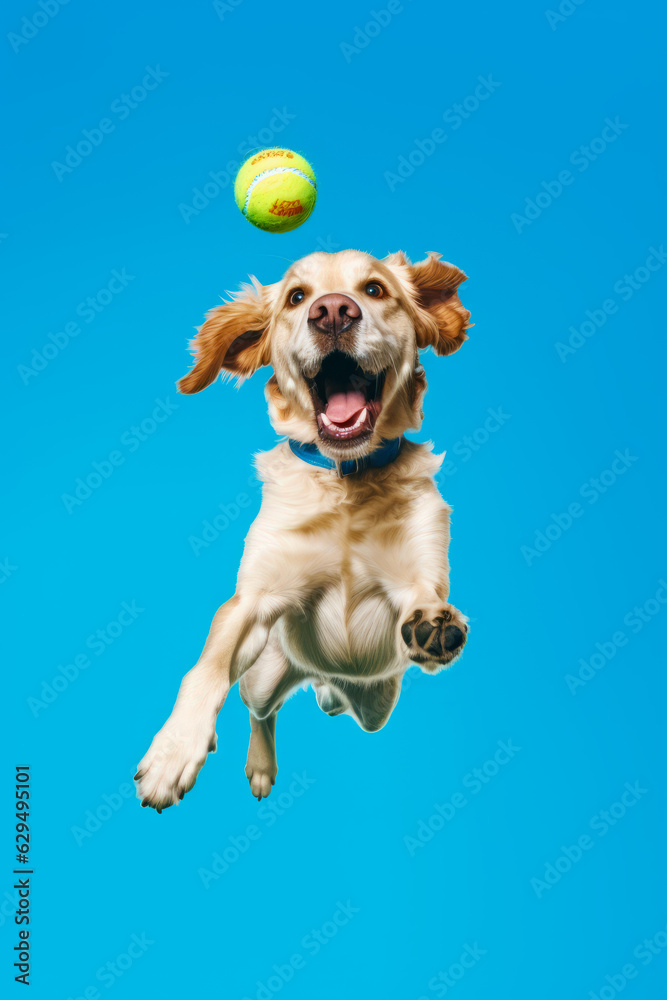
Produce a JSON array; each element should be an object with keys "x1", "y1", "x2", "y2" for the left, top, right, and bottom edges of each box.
[{"x1": 243, "y1": 166, "x2": 316, "y2": 216}]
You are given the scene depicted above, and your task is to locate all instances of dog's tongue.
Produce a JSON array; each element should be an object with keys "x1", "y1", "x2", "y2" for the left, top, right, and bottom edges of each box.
[{"x1": 325, "y1": 390, "x2": 366, "y2": 424}]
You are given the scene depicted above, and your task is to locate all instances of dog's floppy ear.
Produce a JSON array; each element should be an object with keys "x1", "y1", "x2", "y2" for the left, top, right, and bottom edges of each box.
[
  {"x1": 410, "y1": 252, "x2": 471, "y2": 356},
  {"x1": 178, "y1": 279, "x2": 271, "y2": 394}
]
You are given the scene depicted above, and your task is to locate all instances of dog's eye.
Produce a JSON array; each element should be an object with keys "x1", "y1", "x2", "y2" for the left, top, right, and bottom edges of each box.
[
  {"x1": 289, "y1": 289, "x2": 305, "y2": 305},
  {"x1": 365, "y1": 282, "x2": 384, "y2": 298}
]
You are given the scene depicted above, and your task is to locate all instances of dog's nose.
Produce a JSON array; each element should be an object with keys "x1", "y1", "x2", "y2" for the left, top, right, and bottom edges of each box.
[{"x1": 308, "y1": 294, "x2": 361, "y2": 335}]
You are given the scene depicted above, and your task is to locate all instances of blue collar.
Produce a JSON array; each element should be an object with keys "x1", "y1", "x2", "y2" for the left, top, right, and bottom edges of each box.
[{"x1": 289, "y1": 437, "x2": 403, "y2": 476}]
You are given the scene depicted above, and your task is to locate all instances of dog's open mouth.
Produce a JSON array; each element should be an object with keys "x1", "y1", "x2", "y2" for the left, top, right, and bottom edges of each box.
[{"x1": 307, "y1": 351, "x2": 386, "y2": 444}]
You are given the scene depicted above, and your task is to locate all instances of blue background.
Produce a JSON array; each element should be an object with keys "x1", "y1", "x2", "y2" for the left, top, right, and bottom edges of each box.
[{"x1": 2, "y1": 0, "x2": 666, "y2": 997}]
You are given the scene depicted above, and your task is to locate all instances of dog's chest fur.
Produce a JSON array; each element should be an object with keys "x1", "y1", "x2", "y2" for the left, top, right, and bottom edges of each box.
[{"x1": 240, "y1": 441, "x2": 449, "y2": 680}]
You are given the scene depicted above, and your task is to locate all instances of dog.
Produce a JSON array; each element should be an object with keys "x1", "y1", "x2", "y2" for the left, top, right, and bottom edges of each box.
[{"x1": 135, "y1": 248, "x2": 472, "y2": 810}]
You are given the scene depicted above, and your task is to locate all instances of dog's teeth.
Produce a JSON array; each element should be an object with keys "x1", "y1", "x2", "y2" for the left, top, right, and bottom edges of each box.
[
  {"x1": 320, "y1": 413, "x2": 333, "y2": 427},
  {"x1": 353, "y1": 408, "x2": 368, "y2": 428}
]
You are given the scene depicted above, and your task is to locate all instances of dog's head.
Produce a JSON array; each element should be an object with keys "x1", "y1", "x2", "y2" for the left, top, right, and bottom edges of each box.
[{"x1": 179, "y1": 249, "x2": 471, "y2": 460}]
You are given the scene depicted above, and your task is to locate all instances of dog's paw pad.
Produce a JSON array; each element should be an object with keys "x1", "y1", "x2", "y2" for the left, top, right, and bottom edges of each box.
[{"x1": 401, "y1": 605, "x2": 468, "y2": 669}]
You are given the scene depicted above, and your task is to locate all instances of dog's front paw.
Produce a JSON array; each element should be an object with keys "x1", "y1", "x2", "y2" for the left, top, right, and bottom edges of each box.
[
  {"x1": 401, "y1": 604, "x2": 468, "y2": 670},
  {"x1": 134, "y1": 721, "x2": 217, "y2": 812}
]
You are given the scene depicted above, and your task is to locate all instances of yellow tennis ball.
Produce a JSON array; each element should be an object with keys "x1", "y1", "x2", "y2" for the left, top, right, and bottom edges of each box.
[{"x1": 234, "y1": 148, "x2": 317, "y2": 233}]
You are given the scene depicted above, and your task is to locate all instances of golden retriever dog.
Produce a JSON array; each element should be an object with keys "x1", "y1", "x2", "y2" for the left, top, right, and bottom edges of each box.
[{"x1": 135, "y1": 249, "x2": 472, "y2": 811}]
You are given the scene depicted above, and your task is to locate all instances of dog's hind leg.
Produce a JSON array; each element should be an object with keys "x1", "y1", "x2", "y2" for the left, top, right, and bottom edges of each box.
[
  {"x1": 240, "y1": 634, "x2": 304, "y2": 800},
  {"x1": 244, "y1": 715, "x2": 277, "y2": 801},
  {"x1": 314, "y1": 682, "x2": 348, "y2": 717},
  {"x1": 320, "y1": 675, "x2": 402, "y2": 733}
]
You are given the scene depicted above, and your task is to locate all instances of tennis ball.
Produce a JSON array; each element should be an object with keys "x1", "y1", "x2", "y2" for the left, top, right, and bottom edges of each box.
[{"x1": 234, "y1": 148, "x2": 317, "y2": 233}]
